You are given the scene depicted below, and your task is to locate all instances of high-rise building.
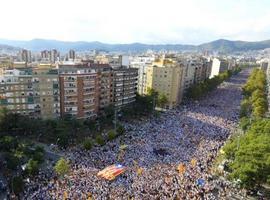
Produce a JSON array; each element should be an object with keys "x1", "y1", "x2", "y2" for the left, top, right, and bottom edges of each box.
[
  {"x1": 32, "y1": 65, "x2": 60, "y2": 118},
  {"x1": 145, "y1": 58, "x2": 185, "y2": 109},
  {"x1": 130, "y1": 56, "x2": 155, "y2": 95},
  {"x1": 113, "y1": 67, "x2": 138, "y2": 108},
  {"x1": 0, "y1": 65, "x2": 60, "y2": 118},
  {"x1": 119, "y1": 55, "x2": 130, "y2": 67},
  {"x1": 58, "y1": 63, "x2": 113, "y2": 119},
  {"x1": 41, "y1": 50, "x2": 50, "y2": 60},
  {"x1": 0, "y1": 68, "x2": 35, "y2": 115},
  {"x1": 20, "y1": 49, "x2": 31, "y2": 63},
  {"x1": 210, "y1": 58, "x2": 229, "y2": 78},
  {"x1": 68, "y1": 50, "x2": 76, "y2": 60},
  {"x1": 49, "y1": 49, "x2": 59, "y2": 63}
]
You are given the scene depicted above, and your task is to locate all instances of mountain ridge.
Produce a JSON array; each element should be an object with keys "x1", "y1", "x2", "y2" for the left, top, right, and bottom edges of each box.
[{"x1": 1, "y1": 38, "x2": 270, "y2": 53}]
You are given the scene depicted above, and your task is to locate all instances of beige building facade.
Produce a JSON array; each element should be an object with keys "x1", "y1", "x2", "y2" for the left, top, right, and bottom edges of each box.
[{"x1": 145, "y1": 59, "x2": 185, "y2": 109}]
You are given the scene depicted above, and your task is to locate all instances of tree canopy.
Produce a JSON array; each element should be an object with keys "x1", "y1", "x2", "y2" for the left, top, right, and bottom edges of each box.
[{"x1": 54, "y1": 158, "x2": 70, "y2": 176}]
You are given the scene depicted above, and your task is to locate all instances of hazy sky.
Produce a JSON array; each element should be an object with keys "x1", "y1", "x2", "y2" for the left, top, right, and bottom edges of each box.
[{"x1": 1, "y1": 0, "x2": 270, "y2": 44}]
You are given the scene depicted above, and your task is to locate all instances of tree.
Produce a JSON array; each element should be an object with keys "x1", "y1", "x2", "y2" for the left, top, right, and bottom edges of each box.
[
  {"x1": 223, "y1": 119, "x2": 270, "y2": 189},
  {"x1": 157, "y1": 93, "x2": 168, "y2": 108},
  {"x1": 240, "y1": 99, "x2": 251, "y2": 118},
  {"x1": 5, "y1": 153, "x2": 20, "y2": 170},
  {"x1": 239, "y1": 117, "x2": 250, "y2": 131},
  {"x1": 54, "y1": 158, "x2": 70, "y2": 176},
  {"x1": 26, "y1": 159, "x2": 39, "y2": 176},
  {"x1": 0, "y1": 136, "x2": 18, "y2": 151},
  {"x1": 32, "y1": 151, "x2": 44, "y2": 164},
  {"x1": 95, "y1": 135, "x2": 105, "y2": 146},
  {"x1": 108, "y1": 130, "x2": 116, "y2": 141},
  {"x1": 117, "y1": 125, "x2": 125, "y2": 135},
  {"x1": 12, "y1": 176, "x2": 24, "y2": 195},
  {"x1": 83, "y1": 138, "x2": 93, "y2": 150}
]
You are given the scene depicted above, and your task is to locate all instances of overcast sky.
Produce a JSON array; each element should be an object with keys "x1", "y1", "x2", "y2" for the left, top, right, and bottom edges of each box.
[{"x1": 1, "y1": 0, "x2": 270, "y2": 44}]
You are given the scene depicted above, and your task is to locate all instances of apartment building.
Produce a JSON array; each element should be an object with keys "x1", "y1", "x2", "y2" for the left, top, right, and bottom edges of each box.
[
  {"x1": 183, "y1": 58, "x2": 212, "y2": 91},
  {"x1": 0, "y1": 68, "x2": 35, "y2": 115},
  {"x1": 113, "y1": 67, "x2": 138, "y2": 108},
  {"x1": 58, "y1": 63, "x2": 114, "y2": 119},
  {"x1": 19, "y1": 49, "x2": 32, "y2": 63},
  {"x1": 130, "y1": 56, "x2": 155, "y2": 95},
  {"x1": 68, "y1": 50, "x2": 76, "y2": 60},
  {"x1": 97, "y1": 64, "x2": 114, "y2": 109},
  {"x1": 210, "y1": 58, "x2": 229, "y2": 78},
  {"x1": 59, "y1": 63, "x2": 97, "y2": 119},
  {"x1": 32, "y1": 65, "x2": 60, "y2": 118},
  {"x1": 145, "y1": 59, "x2": 185, "y2": 109}
]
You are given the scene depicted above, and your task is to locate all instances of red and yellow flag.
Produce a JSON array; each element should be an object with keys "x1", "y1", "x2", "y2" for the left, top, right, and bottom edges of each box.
[{"x1": 97, "y1": 164, "x2": 126, "y2": 181}]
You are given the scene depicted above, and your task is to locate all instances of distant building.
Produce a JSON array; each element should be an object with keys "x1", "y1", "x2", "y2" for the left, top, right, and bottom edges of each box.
[
  {"x1": 95, "y1": 55, "x2": 109, "y2": 64},
  {"x1": 41, "y1": 50, "x2": 50, "y2": 60},
  {"x1": 68, "y1": 50, "x2": 76, "y2": 60},
  {"x1": 19, "y1": 49, "x2": 31, "y2": 63},
  {"x1": 210, "y1": 58, "x2": 229, "y2": 78},
  {"x1": 49, "y1": 49, "x2": 59, "y2": 63},
  {"x1": 119, "y1": 55, "x2": 130, "y2": 67},
  {"x1": 183, "y1": 58, "x2": 212, "y2": 91}
]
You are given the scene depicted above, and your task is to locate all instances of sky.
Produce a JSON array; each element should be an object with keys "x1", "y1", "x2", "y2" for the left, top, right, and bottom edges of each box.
[{"x1": 1, "y1": 0, "x2": 270, "y2": 44}]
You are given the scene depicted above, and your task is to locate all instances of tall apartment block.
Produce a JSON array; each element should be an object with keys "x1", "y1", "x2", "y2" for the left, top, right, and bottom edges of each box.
[
  {"x1": 0, "y1": 65, "x2": 60, "y2": 118},
  {"x1": 58, "y1": 63, "x2": 114, "y2": 119},
  {"x1": 145, "y1": 59, "x2": 185, "y2": 109},
  {"x1": 0, "y1": 61, "x2": 137, "y2": 119},
  {"x1": 113, "y1": 67, "x2": 138, "y2": 108},
  {"x1": 19, "y1": 49, "x2": 32, "y2": 63},
  {"x1": 0, "y1": 68, "x2": 35, "y2": 115},
  {"x1": 32, "y1": 65, "x2": 60, "y2": 118},
  {"x1": 68, "y1": 50, "x2": 76, "y2": 60},
  {"x1": 210, "y1": 58, "x2": 229, "y2": 78}
]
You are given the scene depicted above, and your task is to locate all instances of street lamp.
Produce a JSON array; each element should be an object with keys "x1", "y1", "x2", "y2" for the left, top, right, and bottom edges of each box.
[{"x1": 56, "y1": 138, "x2": 60, "y2": 146}]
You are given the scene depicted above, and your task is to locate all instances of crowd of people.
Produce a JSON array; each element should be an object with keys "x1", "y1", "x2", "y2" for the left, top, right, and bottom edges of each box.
[{"x1": 23, "y1": 70, "x2": 249, "y2": 199}]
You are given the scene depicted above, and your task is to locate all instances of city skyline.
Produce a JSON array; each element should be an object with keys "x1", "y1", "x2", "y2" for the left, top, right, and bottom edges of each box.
[{"x1": 1, "y1": 0, "x2": 270, "y2": 44}]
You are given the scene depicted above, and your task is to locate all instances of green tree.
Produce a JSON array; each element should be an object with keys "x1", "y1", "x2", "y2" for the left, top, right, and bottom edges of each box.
[
  {"x1": 95, "y1": 135, "x2": 105, "y2": 146},
  {"x1": 54, "y1": 158, "x2": 70, "y2": 176},
  {"x1": 116, "y1": 125, "x2": 125, "y2": 135},
  {"x1": 108, "y1": 130, "x2": 116, "y2": 141},
  {"x1": 224, "y1": 119, "x2": 270, "y2": 189},
  {"x1": 157, "y1": 93, "x2": 168, "y2": 108},
  {"x1": 26, "y1": 159, "x2": 39, "y2": 176},
  {"x1": 0, "y1": 136, "x2": 18, "y2": 151},
  {"x1": 239, "y1": 117, "x2": 250, "y2": 131},
  {"x1": 83, "y1": 138, "x2": 93, "y2": 150},
  {"x1": 240, "y1": 99, "x2": 251, "y2": 118},
  {"x1": 12, "y1": 176, "x2": 24, "y2": 195},
  {"x1": 5, "y1": 153, "x2": 20, "y2": 170}
]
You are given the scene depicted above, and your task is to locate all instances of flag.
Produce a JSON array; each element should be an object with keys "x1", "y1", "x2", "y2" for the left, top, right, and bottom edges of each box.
[
  {"x1": 191, "y1": 158, "x2": 197, "y2": 167},
  {"x1": 137, "y1": 167, "x2": 143, "y2": 176},
  {"x1": 63, "y1": 191, "x2": 68, "y2": 200},
  {"x1": 97, "y1": 164, "x2": 126, "y2": 181},
  {"x1": 177, "y1": 163, "x2": 186, "y2": 175},
  {"x1": 197, "y1": 178, "x2": 205, "y2": 187}
]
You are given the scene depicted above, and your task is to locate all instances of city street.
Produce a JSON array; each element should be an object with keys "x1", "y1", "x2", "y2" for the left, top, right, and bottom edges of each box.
[{"x1": 24, "y1": 69, "x2": 252, "y2": 199}]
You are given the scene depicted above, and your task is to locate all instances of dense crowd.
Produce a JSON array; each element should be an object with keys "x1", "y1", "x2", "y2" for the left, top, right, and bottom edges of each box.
[{"x1": 23, "y1": 70, "x2": 249, "y2": 199}]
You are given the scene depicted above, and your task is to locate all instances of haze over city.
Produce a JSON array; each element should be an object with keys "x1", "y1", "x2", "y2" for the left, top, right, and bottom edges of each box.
[{"x1": 1, "y1": 0, "x2": 270, "y2": 44}]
